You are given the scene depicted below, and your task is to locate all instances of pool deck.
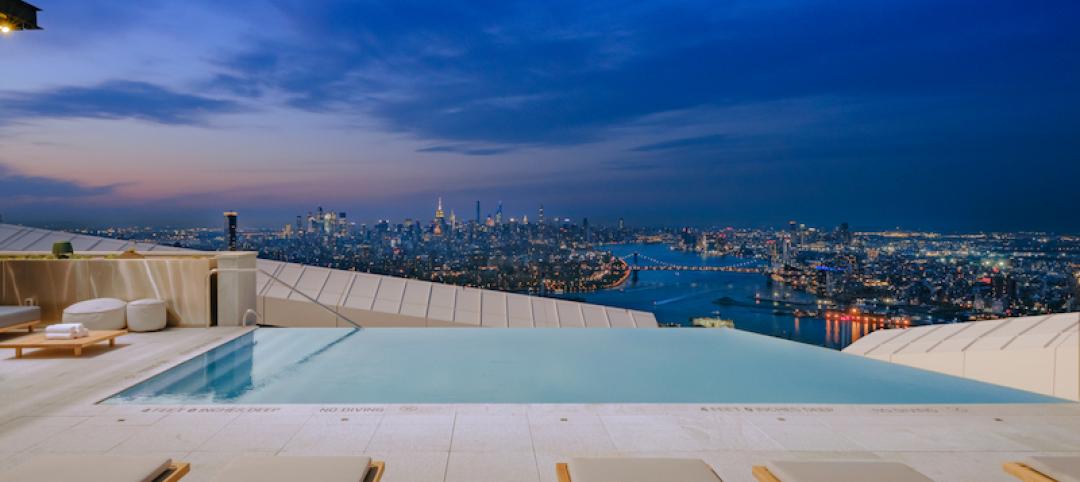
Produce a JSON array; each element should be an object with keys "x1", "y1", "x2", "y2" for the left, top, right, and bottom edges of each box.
[{"x1": 1, "y1": 328, "x2": 1079, "y2": 482}]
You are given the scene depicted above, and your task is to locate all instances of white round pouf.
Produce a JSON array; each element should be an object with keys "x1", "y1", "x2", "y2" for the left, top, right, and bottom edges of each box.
[
  {"x1": 62, "y1": 298, "x2": 127, "y2": 330},
  {"x1": 127, "y1": 298, "x2": 167, "y2": 332}
]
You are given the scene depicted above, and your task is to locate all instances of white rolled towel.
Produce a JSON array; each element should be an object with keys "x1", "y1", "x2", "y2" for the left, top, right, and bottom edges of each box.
[
  {"x1": 46, "y1": 323, "x2": 89, "y2": 338},
  {"x1": 46, "y1": 323, "x2": 83, "y2": 334},
  {"x1": 46, "y1": 332, "x2": 76, "y2": 340}
]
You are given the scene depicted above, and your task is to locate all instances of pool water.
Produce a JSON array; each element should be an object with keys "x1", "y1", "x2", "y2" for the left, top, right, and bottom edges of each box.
[{"x1": 107, "y1": 328, "x2": 1063, "y2": 404}]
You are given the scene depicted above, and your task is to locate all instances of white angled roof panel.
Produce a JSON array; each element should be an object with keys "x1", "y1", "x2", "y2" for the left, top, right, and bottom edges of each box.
[
  {"x1": 290, "y1": 267, "x2": 330, "y2": 301},
  {"x1": 318, "y1": 270, "x2": 354, "y2": 307},
  {"x1": 606, "y1": 309, "x2": 636, "y2": 328},
  {"x1": 556, "y1": 301, "x2": 585, "y2": 328}
]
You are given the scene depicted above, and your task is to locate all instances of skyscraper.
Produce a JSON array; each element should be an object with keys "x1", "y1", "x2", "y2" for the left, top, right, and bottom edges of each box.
[
  {"x1": 223, "y1": 211, "x2": 238, "y2": 251},
  {"x1": 495, "y1": 201, "x2": 503, "y2": 225},
  {"x1": 475, "y1": 200, "x2": 481, "y2": 224},
  {"x1": 435, "y1": 197, "x2": 445, "y2": 223},
  {"x1": 538, "y1": 204, "x2": 545, "y2": 225},
  {"x1": 836, "y1": 222, "x2": 852, "y2": 246},
  {"x1": 322, "y1": 210, "x2": 334, "y2": 234}
]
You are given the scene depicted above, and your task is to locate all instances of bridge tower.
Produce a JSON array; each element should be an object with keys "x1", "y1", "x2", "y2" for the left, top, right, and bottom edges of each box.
[{"x1": 631, "y1": 252, "x2": 639, "y2": 283}]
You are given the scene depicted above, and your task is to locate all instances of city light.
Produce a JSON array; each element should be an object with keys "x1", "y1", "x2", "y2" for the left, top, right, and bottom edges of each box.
[
  {"x1": 58, "y1": 214, "x2": 1080, "y2": 348},
  {"x1": 0, "y1": 24, "x2": 11, "y2": 33}
]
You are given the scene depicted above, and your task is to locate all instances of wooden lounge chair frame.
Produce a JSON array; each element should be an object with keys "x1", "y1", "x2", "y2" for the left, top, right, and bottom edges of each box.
[
  {"x1": 556, "y1": 463, "x2": 572, "y2": 482},
  {"x1": 0, "y1": 329, "x2": 127, "y2": 358},
  {"x1": 0, "y1": 319, "x2": 41, "y2": 334},
  {"x1": 364, "y1": 461, "x2": 386, "y2": 482},
  {"x1": 752, "y1": 466, "x2": 782, "y2": 482},
  {"x1": 157, "y1": 461, "x2": 191, "y2": 482},
  {"x1": 1003, "y1": 462, "x2": 1056, "y2": 482}
]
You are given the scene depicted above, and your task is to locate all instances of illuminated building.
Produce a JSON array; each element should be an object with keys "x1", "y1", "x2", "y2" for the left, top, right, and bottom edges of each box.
[
  {"x1": 435, "y1": 197, "x2": 445, "y2": 223},
  {"x1": 223, "y1": 211, "x2": 238, "y2": 251}
]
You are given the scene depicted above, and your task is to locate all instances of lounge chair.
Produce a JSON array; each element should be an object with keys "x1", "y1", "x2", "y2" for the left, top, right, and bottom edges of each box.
[
  {"x1": 1004, "y1": 456, "x2": 1080, "y2": 481},
  {"x1": 752, "y1": 460, "x2": 932, "y2": 481},
  {"x1": 0, "y1": 455, "x2": 188, "y2": 482},
  {"x1": 211, "y1": 455, "x2": 385, "y2": 482},
  {"x1": 556, "y1": 457, "x2": 722, "y2": 482},
  {"x1": 0, "y1": 305, "x2": 40, "y2": 333}
]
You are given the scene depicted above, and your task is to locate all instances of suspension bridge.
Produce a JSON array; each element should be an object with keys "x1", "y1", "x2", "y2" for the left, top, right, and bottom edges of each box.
[{"x1": 620, "y1": 252, "x2": 763, "y2": 274}]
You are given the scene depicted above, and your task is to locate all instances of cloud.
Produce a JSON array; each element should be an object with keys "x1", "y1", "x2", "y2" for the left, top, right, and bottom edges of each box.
[
  {"x1": 416, "y1": 144, "x2": 516, "y2": 156},
  {"x1": 631, "y1": 134, "x2": 727, "y2": 152},
  {"x1": 0, "y1": 163, "x2": 123, "y2": 201},
  {"x1": 0, "y1": 81, "x2": 243, "y2": 126},
  {"x1": 204, "y1": 0, "x2": 1079, "y2": 148}
]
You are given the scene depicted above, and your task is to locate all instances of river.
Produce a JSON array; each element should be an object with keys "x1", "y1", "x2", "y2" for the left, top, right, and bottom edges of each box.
[{"x1": 566, "y1": 243, "x2": 865, "y2": 349}]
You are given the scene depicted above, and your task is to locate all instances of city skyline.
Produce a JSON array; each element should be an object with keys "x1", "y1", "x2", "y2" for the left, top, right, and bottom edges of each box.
[
  {"x1": 10, "y1": 196, "x2": 1080, "y2": 234},
  {"x1": 1, "y1": 0, "x2": 1079, "y2": 231}
]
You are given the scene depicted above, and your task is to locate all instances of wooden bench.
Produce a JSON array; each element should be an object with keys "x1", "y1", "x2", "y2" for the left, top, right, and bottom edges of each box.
[
  {"x1": 0, "y1": 330, "x2": 128, "y2": 358},
  {"x1": 0, "y1": 320, "x2": 42, "y2": 334}
]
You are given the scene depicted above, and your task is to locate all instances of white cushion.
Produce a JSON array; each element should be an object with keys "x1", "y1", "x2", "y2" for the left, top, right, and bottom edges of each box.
[
  {"x1": 1025, "y1": 456, "x2": 1080, "y2": 482},
  {"x1": 127, "y1": 298, "x2": 166, "y2": 332},
  {"x1": 63, "y1": 298, "x2": 127, "y2": 330},
  {"x1": 568, "y1": 457, "x2": 721, "y2": 482},
  {"x1": 0, "y1": 455, "x2": 172, "y2": 482},
  {"x1": 766, "y1": 460, "x2": 933, "y2": 482},
  {"x1": 212, "y1": 456, "x2": 371, "y2": 482},
  {"x1": 0, "y1": 306, "x2": 40, "y2": 329}
]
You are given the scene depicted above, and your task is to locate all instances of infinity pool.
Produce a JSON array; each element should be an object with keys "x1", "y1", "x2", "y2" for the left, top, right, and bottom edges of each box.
[{"x1": 107, "y1": 328, "x2": 1063, "y2": 404}]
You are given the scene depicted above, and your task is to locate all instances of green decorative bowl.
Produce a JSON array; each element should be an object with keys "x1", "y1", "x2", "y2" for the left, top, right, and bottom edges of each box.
[{"x1": 52, "y1": 241, "x2": 75, "y2": 259}]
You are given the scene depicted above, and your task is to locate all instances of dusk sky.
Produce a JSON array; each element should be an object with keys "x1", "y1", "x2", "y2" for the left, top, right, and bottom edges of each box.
[{"x1": 1, "y1": 0, "x2": 1078, "y2": 231}]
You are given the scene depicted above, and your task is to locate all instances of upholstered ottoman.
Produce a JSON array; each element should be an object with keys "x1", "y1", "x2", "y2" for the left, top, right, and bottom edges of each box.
[
  {"x1": 126, "y1": 299, "x2": 167, "y2": 332},
  {"x1": 62, "y1": 298, "x2": 127, "y2": 330}
]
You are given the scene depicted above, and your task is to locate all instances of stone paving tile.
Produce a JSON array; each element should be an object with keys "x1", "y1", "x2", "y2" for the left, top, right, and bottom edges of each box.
[
  {"x1": 368, "y1": 419, "x2": 454, "y2": 452},
  {"x1": 81, "y1": 411, "x2": 167, "y2": 427},
  {"x1": 279, "y1": 422, "x2": 378, "y2": 455},
  {"x1": 530, "y1": 422, "x2": 617, "y2": 455},
  {"x1": 110, "y1": 423, "x2": 226, "y2": 454},
  {"x1": 196, "y1": 423, "x2": 303, "y2": 453},
  {"x1": 449, "y1": 419, "x2": 533, "y2": 453},
  {"x1": 445, "y1": 451, "x2": 540, "y2": 482},
  {"x1": 30, "y1": 423, "x2": 142, "y2": 454}
]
